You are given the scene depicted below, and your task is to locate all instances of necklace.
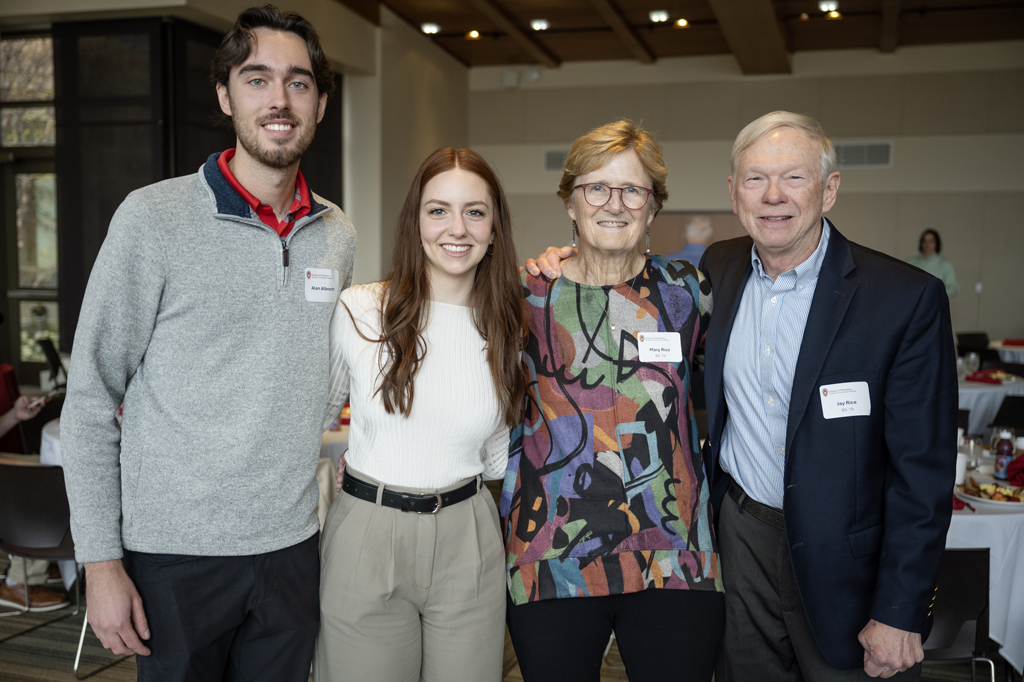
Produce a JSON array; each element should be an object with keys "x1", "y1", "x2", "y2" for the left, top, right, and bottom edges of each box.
[{"x1": 607, "y1": 270, "x2": 641, "y2": 332}]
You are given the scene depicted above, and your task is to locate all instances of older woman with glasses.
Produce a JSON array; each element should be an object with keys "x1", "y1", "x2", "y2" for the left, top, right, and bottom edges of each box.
[{"x1": 500, "y1": 119, "x2": 724, "y2": 681}]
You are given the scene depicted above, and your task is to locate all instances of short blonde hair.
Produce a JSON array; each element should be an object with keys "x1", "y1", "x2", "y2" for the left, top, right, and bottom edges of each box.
[
  {"x1": 731, "y1": 111, "x2": 838, "y2": 183},
  {"x1": 557, "y1": 119, "x2": 668, "y2": 213}
]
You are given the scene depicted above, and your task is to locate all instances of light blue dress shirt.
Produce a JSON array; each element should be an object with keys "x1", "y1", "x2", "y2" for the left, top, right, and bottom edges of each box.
[{"x1": 719, "y1": 220, "x2": 832, "y2": 509}]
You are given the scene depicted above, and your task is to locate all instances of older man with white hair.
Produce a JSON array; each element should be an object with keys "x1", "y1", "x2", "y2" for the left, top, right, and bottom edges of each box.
[{"x1": 699, "y1": 111, "x2": 956, "y2": 681}]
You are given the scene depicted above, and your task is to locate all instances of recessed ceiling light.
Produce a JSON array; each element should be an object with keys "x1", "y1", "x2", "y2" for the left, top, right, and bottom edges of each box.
[
  {"x1": 466, "y1": 30, "x2": 481, "y2": 39},
  {"x1": 800, "y1": 12, "x2": 809, "y2": 20},
  {"x1": 827, "y1": 10, "x2": 841, "y2": 19},
  {"x1": 649, "y1": 10, "x2": 669, "y2": 23},
  {"x1": 675, "y1": 18, "x2": 689, "y2": 28},
  {"x1": 421, "y1": 23, "x2": 439, "y2": 34},
  {"x1": 818, "y1": 1, "x2": 838, "y2": 11},
  {"x1": 530, "y1": 19, "x2": 549, "y2": 31}
]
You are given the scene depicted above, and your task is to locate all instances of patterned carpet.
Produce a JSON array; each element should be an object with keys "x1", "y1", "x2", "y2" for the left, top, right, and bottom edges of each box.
[{"x1": 2, "y1": 556, "x2": 1018, "y2": 681}]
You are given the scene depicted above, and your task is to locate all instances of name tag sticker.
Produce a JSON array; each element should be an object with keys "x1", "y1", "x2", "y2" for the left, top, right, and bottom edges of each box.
[
  {"x1": 819, "y1": 381, "x2": 871, "y2": 419},
  {"x1": 638, "y1": 332, "x2": 682, "y2": 363},
  {"x1": 304, "y1": 268, "x2": 339, "y2": 303}
]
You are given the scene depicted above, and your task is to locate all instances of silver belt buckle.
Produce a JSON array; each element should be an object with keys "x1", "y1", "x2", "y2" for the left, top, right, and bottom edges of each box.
[{"x1": 414, "y1": 493, "x2": 443, "y2": 514}]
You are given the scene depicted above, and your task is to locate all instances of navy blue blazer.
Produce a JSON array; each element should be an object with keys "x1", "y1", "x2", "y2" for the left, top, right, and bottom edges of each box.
[{"x1": 698, "y1": 223, "x2": 958, "y2": 669}]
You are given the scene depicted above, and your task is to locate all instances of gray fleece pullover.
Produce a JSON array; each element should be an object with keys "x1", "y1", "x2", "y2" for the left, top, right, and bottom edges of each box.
[{"x1": 61, "y1": 154, "x2": 356, "y2": 563}]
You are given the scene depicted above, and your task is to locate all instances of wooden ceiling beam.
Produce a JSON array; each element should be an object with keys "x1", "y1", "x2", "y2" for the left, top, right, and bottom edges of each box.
[
  {"x1": 707, "y1": 0, "x2": 790, "y2": 74},
  {"x1": 586, "y1": 0, "x2": 655, "y2": 64},
  {"x1": 879, "y1": 0, "x2": 900, "y2": 53},
  {"x1": 464, "y1": 0, "x2": 560, "y2": 68}
]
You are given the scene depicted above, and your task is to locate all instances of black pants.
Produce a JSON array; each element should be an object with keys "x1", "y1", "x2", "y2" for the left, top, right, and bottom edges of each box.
[
  {"x1": 716, "y1": 490, "x2": 921, "y2": 682},
  {"x1": 506, "y1": 587, "x2": 724, "y2": 682},
  {"x1": 124, "y1": 533, "x2": 320, "y2": 682}
]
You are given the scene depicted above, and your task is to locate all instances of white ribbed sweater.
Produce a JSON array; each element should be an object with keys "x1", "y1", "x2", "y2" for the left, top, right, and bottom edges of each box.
[{"x1": 324, "y1": 283, "x2": 509, "y2": 488}]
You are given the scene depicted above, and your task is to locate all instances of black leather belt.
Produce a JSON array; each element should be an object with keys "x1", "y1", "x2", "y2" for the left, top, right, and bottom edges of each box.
[
  {"x1": 341, "y1": 470, "x2": 479, "y2": 514},
  {"x1": 729, "y1": 481, "x2": 785, "y2": 531}
]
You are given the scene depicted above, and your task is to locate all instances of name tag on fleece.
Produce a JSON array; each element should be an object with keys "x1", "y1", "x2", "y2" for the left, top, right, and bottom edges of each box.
[
  {"x1": 638, "y1": 332, "x2": 682, "y2": 363},
  {"x1": 819, "y1": 381, "x2": 871, "y2": 419},
  {"x1": 304, "y1": 268, "x2": 339, "y2": 303}
]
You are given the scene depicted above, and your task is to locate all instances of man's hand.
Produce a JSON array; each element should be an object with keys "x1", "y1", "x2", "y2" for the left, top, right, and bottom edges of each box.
[
  {"x1": 524, "y1": 246, "x2": 576, "y2": 279},
  {"x1": 858, "y1": 619, "x2": 922, "y2": 678},
  {"x1": 84, "y1": 560, "x2": 151, "y2": 656},
  {"x1": 335, "y1": 453, "x2": 347, "y2": 493}
]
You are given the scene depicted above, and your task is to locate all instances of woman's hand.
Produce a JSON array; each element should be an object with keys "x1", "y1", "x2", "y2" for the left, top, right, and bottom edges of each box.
[
  {"x1": 335, "y1": 453, "x2": 347, "y2": 493},
  {"x1": 525, "y1": 246, "x2": 576, "y2": 279}
]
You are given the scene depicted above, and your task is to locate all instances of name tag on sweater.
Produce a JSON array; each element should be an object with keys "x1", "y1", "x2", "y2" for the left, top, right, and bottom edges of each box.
[
  {"x1": 638, "y1": 332, "x2": 682, "y2": 363},
  {"x1": 305, "y1": 268, "x2": 339, "y2": 302},
  {"x1": 819, "y1": 381, "x2": 871, "y2": 419}
]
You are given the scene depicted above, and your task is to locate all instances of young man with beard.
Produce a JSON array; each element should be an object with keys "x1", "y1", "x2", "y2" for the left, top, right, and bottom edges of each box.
[{"x1": 60, "y1": 7, "x2": 356, "y2": 680}]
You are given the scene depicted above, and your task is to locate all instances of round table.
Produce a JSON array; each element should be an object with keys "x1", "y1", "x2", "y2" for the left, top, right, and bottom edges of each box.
[
  {"x1": 990, "y1": 341, "x2": 1024, "y2": 365},
  {"x1": 946, "y1": 500, "x2": 1024, "y2": 674},
  {"x1": 958, "y1": 377, "x2": 1024, "y2": 435}
]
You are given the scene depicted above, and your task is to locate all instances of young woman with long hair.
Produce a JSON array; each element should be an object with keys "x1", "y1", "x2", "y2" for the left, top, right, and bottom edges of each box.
[{"x1": 314, "y1": 147, "x2": 527, "y2": 682}]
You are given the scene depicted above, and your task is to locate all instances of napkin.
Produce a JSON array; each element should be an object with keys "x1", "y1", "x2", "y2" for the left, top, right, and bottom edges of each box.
[
  {"x1": 952, "y1": 494, "x2": 965, "y2": 511},
  {"x1": 965, "y1": 371, "x2": 1001, "y2": 384},
  {"x1": 1002, "y1": 338, "x2": 1024, "y2": 347},
  {"x1": 1007, "y1": 455, "x2": 1024, "y2": 486}
]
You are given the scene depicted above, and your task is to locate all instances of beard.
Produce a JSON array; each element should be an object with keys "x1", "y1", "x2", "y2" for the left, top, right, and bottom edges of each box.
[{"x1": 233, "y1": 109, "x2": 317, "y2": 170}]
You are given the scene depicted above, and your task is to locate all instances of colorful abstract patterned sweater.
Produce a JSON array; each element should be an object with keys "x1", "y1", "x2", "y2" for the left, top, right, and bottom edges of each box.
[{"x1": 501, "y1": 255, "x2": 722, "y2": 605}]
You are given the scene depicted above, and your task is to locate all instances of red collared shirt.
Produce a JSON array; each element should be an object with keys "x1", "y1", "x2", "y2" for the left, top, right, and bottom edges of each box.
[{"x1": 217, "y1": 148, "x2": 311, "y2": 238}]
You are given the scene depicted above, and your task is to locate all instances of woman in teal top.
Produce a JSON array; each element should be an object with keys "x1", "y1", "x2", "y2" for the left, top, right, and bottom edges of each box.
[{"x1": 907, "y1": 229, "x2": 958, "y2": 298}]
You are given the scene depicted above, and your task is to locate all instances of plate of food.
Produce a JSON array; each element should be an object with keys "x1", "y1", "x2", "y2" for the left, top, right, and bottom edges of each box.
[{"x1": 955, "y1": 476, "x2": 1024, "y2": 511}]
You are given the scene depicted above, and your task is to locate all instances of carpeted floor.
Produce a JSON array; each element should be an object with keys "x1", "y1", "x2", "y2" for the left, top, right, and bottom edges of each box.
[{"x1": 1, "y1": 556, "x2": 1018, "y2": 681}]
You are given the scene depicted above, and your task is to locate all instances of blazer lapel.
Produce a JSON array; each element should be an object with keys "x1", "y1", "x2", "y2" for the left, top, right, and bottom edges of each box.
[
  {"x1": 785, "y1": 225, "x2": 858, "y2": 456},
  {"x1": 705, "y1": 238, "x2": 753, "y2": 453}
]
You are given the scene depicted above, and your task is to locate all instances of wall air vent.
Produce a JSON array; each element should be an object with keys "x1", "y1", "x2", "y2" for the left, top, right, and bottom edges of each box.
[
  {"x1": 544, "y1": 150, "x2": 568, "y2": 172},
  {"x1": 834, "y1": 141, "x2": 893, "y2": 169}
]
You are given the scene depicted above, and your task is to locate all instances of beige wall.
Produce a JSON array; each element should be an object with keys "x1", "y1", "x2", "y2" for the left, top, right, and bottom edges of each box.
[{"x1": 469, "y1": 41, "x2": 1024, "y2": 339}]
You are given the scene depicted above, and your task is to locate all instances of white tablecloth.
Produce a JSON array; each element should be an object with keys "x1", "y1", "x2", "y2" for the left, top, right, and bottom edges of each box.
[
  {"x1": 958, "y1": 378, "x2": 1024, "y2": 435},
  {"x1": 946, "y1": 505, "x2": 1024, "y2": 674},
  {"x1": 991, "y1": 341, "x2": 1024, "y2": 365},
  {"x1": 39, "y1": 418, "x2": 61, "y2": 466}
]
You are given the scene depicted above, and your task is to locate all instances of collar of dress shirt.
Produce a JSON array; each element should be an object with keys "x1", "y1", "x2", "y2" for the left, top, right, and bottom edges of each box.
[{"x1": 750, "y1": 218, "x2": 832, "y2": 289}]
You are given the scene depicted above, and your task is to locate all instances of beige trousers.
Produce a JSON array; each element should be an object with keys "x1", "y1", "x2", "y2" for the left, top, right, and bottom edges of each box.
[{"x1": 313, "y1": 468, "x2": 506, "y2": 682}]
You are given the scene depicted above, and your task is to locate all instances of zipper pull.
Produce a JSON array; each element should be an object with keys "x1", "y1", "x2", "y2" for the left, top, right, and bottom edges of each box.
[{"x1": 281, "y1": 238, "x2": 289, "y2": 267}]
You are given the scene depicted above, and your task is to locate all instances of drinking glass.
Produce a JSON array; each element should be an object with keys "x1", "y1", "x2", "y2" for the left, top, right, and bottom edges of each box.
[{"x1": 965, "y1": 352, "x2": 980, "y2": 374}]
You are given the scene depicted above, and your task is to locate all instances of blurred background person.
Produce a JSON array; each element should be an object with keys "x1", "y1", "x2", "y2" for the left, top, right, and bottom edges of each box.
[
  {"x1": 907, "y1": 228, "x2": 959, "y2": 298},
  {"x1": 667, "y1": 216, "x2": 714, "y2": 265}
]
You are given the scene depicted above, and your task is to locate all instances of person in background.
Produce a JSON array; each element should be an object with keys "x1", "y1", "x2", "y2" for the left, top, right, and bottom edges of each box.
[
  {"x1": 60, "y1": 6, "x2": 356, "y2": 680},
  {"x1": 505, "y1": 119, "x2": 723, "y2": 682},
  {"x1": 530, "y1": 111, "x2": 957, "y2": 681},
  {"x1": 315, "y1": 147, "x2": 527, "y2": 682},
  {"x1": 906, "y1": 229, "x2": 959, "y2": 298},
  {"x1": 0, "y1": 394, "x2": 67, "y2": 613},
  {"x1": 667, "y1": 216, "x2": 714, "y2": 265}
]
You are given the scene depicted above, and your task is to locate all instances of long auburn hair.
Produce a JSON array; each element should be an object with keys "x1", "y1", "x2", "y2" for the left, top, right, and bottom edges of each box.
[{"x1": 371, "y1": 147, "x2": 528, "y2": 427}]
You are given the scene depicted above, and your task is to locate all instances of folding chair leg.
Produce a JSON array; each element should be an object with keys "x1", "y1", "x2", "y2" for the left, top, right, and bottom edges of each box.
[
  {"x1": 0, "y1": 558, "x2": 30, "y2": 617},
  {"x1": 73, "y1": 608, "x2": 131, "y2": 680},
  {"x1": 974, "y1": 656, "x2": 996, "y2": 682}
]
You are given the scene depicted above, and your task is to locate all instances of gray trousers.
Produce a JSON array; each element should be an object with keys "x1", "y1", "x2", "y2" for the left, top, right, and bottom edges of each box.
[
  {"x1": 716, "y1": 489, "x2": 921, "y2": 682},
  {"x1": 314, "y1": 468, "x2": 505, "y2": 682}
]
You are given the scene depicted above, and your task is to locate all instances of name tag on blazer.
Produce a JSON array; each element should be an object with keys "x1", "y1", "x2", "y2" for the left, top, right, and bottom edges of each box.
[{"x1": 819, "y1": 381, "x2": 871, "y2": 419}]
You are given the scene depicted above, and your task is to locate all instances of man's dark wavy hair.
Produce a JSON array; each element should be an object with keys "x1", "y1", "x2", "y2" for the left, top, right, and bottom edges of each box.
[{"x1": 211, "y1": 4, "x2": 335, "y2": 97}]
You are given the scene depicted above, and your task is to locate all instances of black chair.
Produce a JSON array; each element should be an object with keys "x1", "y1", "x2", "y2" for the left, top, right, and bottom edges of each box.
[
  {"x1": 990, "y1": 396, "x2": 1024, "y2": 431},
  {"x1": 958, "y1": 332, "x2": 1002, "y2": 368},
  {"x1": 0, "y1": 461, "x2": 125, "y2": 678},
  {"x1": 923, "y1": 548, "x2": 995, "y2": 682},
  {"x1": 959, "y1": 409, "x2": 971, "y2": 432},
  {"x1": 0, "y1": 461, "x2": 79, "y2": 619}
]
